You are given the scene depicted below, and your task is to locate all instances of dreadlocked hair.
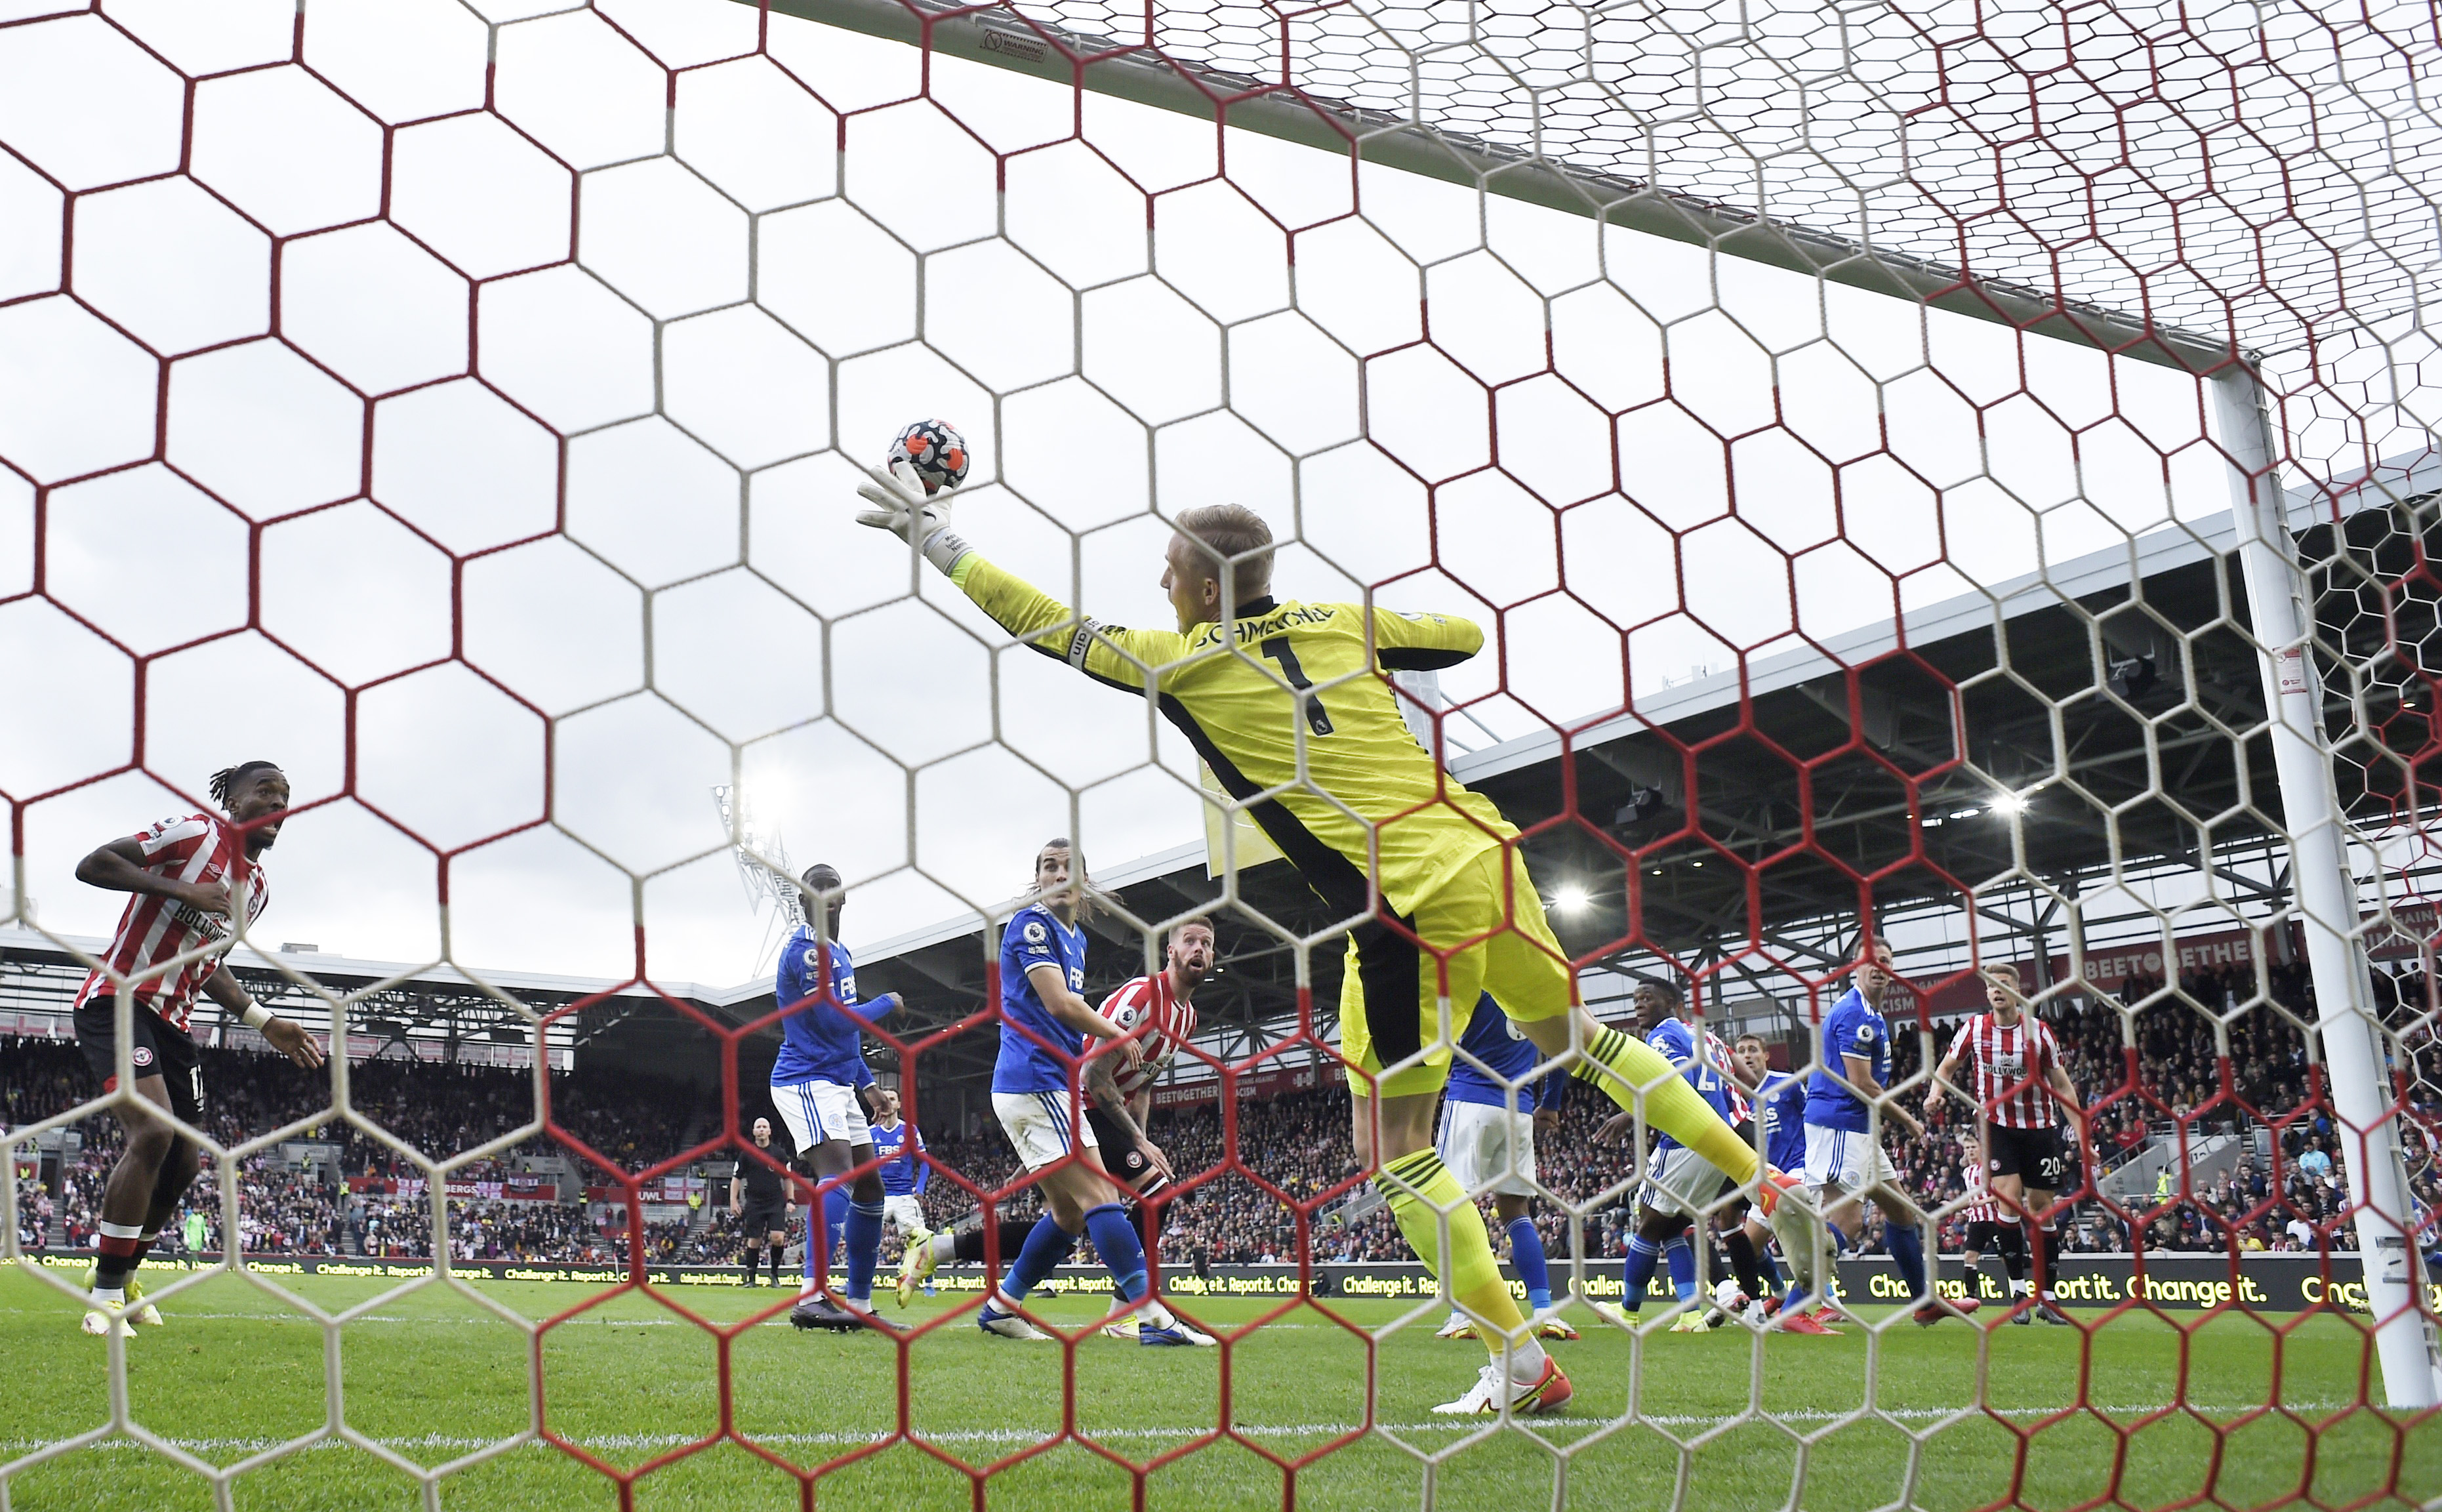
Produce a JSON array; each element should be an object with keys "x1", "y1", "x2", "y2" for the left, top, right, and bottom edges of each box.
[{"x1": 208, "y1": 762, "x2": 283, "y2": 809}]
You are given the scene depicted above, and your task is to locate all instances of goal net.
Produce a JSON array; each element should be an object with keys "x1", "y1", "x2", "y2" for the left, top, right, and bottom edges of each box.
[{"x1": 3, "y1": 0, "x2": 2438, "y2": 1505}]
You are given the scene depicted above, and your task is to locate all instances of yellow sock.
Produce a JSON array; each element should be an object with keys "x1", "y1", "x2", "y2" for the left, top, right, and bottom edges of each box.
[
  {"x1": 1572, "y1": 1025, "x2": 1760, "y2": 1185},
  {"x1": 1377, "y1": 1149, "x2": 1526, "y2": 1353}
]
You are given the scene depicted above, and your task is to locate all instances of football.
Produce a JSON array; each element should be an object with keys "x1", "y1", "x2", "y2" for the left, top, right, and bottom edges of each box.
[{"x1": 888, "y1": 419, "x2": 969, "y2": 495}]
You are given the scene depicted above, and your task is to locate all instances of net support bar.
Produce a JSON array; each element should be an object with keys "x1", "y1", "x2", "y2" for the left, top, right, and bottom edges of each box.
[
  {"x1": 2216, "y1": 369, "x2": 2442, "y2": 1408},
  {"x1": 748, "y1": 0, "x2": 2233, "y2": 373}
]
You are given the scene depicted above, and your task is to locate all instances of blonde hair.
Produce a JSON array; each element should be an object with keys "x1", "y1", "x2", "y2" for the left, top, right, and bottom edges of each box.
[{"x1": 1174, "y1": 504, "x2": 1275, "y2": 601}]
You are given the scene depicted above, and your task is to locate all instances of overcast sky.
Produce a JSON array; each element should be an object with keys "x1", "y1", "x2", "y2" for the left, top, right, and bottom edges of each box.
[{"x1": 1, "y1": 0, "x2": 2405, "y2": 990}]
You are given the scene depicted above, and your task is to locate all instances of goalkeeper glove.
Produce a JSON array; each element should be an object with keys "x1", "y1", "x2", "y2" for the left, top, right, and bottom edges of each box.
[{"x1": 855, "y1": 459, "x2": 971, "y2": 574}]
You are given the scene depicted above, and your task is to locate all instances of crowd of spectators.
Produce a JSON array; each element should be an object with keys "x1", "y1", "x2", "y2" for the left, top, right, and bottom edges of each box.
[
  {"x1": 5, "y1": 1036, "x2": 718, "y2": 1268},
  {"x1": 9, "y1": 955, "x2": 2437, "y2": 1275}
]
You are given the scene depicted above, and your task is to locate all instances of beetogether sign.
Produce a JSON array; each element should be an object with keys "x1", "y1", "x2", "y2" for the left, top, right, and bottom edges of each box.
[{"x1": 28, "y1": 1252, "x2": 2397, "y2": 1312}]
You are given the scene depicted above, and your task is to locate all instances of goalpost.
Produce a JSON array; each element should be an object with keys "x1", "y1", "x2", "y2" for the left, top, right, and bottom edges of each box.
[{"x1": 1, "y1": 0, "x2": 2438, "y2": 1503}]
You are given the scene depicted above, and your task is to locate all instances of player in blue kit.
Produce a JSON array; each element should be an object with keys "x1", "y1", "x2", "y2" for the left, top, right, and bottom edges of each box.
[
  {"x1": 975, "y1": 840, "x2": 1212, "y2": 1345},
  {"x1": 1734, "y1": 1031, "x2": 1833, "y2": 1333},
  {"x1": 1431, "y1": 994, "x2": 1577, "y2": 1341},
  {"x1": 868, "y1": 1086, "x2": 931, "y2": 1292},
  {"x1": 1593, "y1": 981, "x2": 1755, "y2": 1333},
  {"x1": 1804, "y1": 936, "x2": 1976, "y2": 1326},
  {"x1": 771, "y1": 863, "x2": 905, "y2": 1334}
]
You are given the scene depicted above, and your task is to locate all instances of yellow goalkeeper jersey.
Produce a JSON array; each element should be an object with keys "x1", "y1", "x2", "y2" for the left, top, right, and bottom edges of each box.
[{"x1": 948, "y1": 555, "x2": 1519, "y2": 918}]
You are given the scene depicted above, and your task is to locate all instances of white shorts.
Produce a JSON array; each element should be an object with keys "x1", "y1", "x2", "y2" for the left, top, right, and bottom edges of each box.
[
  {"x1": 1435, "y1": 1099, "x2": 1538, "y2": 1197},
  {"x1": 1642, "y1": 1141, "x2": 1733, "y2": 1217},
  {"x1": 1806, "y1": 1123, "x2": 1899, "y2": 1197},
  {"x1": 882, "y1": 1194, "x2": 927, "y2": 1235},
  {"x1": 992, "y1": 1090, "x2": 1099, "y2": 1172},
  {"x1": 773, "y1": 1079, "x2": 870, "y2": 1154}
]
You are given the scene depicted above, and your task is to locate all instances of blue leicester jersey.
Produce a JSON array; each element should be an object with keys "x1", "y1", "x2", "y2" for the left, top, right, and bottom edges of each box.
[
  {"x1": 1755, "y1": 1069, "x2": 1807, "y2": 1172},
  {"x1": 871, "y1": 1118, "x2": 927, "y2": 1196},
  {"x1": 1445, "y1": 994, "x2": 1568, "y2": 1111},
  {"x1": 994, "y1": 903, "x2": 1089, "y2": 1095},
  {"x1": 1647, "y1": 1016, "x2": 1738, "y2": 1150},
  {"x1": 771, "y1": 931, "x2": 895, "y2": 1088},
  {"x1": 1806, "y1": 985, "x2": 1886, "y2": 1132}
]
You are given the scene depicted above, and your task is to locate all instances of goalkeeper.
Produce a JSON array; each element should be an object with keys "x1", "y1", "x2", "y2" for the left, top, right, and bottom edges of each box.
[{"x1": 857, "y1": 466, "x2": 1799, "y2": 1416}]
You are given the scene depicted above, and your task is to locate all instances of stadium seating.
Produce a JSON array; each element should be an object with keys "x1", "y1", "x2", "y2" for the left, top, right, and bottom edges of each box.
[{"x1": 12, "y1": 952, "x2": 2432, "y2": 1271}]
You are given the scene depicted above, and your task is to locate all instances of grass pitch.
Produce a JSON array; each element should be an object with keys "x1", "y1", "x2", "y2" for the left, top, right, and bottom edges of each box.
[{"x1": 3, "y1": 1267, "x2": 2432, "y2": 1511}]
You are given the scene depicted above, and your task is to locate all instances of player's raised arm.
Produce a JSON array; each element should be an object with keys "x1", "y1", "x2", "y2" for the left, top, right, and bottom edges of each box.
[
  {"x1": 853, "y1": 460, "x2": 1187, "y2": 689},
  {"x1": 1368, "y1": 604, "x2": 1485, "y2": 670}
]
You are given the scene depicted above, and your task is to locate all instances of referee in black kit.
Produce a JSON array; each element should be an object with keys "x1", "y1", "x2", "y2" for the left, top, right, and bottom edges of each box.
[{"x1": 732, "y1": 1115, "x2": 794, "y2": 1286}]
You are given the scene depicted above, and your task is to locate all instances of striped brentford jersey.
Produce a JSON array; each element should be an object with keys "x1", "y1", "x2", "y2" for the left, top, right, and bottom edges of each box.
[
  {"x1": 1947, "y1": 1010, "x2": 2066, "y2": 1129},
  {"x1": 1959, "y1": 1155, "x2": 1998, "y2": 1225},
  {"x1": 70, "y1": 814, "x2": 268, "y2": 1034},
  {"x1": 1090, "y1": 973, "x2": 1196, "y2": 1100},
  {"x1": 1710, "y1": 1029, "x2": 1753, "y2": 1128}
]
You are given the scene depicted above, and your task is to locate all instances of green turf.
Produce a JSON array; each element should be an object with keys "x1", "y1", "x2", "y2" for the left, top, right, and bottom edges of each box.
[{"x1": 4, "y1": 1267, "x2": 2432, "y2": 1510}]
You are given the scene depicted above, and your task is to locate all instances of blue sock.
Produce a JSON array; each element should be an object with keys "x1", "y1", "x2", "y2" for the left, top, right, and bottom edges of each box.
[
  {"x1": 801, "y1": 1196, "x2": 828, "y2": 1285},
  {"x1": 998, "y1": 1214, "x2": 1079, "y2": 1307},
  {"x1": 1664, "y1": 1235, "x2": 1697, "y2": 1301},
  {"x1": 1888, "y1": 1221, "x2": 1926, "y2": 1303},
  {"x1": 1507, "y1": 1217, "x2": 1553, "y2": 1311},
  {"x1": 1082, "y1": 1203, "x2": 1149, "y2": 1306},
  {"x1": 1759, "y1": 1244, "x2": 1784, "y2": 1292},
  {"x1": 822, "y1": 1188, "x2": 847, "y2": 1271},
  {"x1": 844, "y1": 1199, "x2": 884, "y2": 1302},
  {"x1": 1620, "y1": 1235, "x2": 1661, "y2": 1314}
]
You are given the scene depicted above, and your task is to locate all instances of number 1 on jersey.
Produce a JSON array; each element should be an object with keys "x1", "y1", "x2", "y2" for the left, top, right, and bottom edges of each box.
[{"x1": 1259, "y1": 637, "x2": 1336, "y2": 736}]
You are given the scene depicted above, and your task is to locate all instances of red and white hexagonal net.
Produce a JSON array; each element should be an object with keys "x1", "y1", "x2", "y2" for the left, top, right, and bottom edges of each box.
[{"x1": 3, "y1": 0, "x2": 2439, "y2": 1505}]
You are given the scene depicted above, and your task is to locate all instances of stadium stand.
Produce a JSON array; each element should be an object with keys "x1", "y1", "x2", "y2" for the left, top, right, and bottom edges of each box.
[{"x1": 15, "y1": 941, "x2": 2432, "y2": 1271}]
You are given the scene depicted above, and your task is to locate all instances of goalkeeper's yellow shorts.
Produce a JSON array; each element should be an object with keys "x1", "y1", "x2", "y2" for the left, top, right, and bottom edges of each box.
[{"x1": 1338, "y1": 844, "x2": 1575, "y2": 1101}]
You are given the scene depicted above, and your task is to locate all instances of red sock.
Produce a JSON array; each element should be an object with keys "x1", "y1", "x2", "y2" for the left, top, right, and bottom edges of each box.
[{"x1": 95, "y1": 1227, "x2": 142, "y2": 1289}]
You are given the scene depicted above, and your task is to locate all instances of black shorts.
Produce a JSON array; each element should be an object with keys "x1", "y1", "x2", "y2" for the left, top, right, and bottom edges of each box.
[
  {"x1": 739, "y1": 1199, "x2": 788, "y2": 1237},
  {"x1": 74, "y1": 999, "x2": 203, "y2": 1127},
  {"x1": 1963, "y1": 1219, "x2": 2010, "y2": 1254},
  {"x1": 1985, "y1": 1124, "x2": 2066, "y2": 1191},
  {"x1": 1084, "y1": 1108, "x2": 1167, "y2": 1196}
]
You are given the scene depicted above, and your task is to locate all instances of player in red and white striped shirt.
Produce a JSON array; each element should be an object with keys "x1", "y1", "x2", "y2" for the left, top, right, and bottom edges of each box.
[
  {"x1": 1951, "y1": 1131, "x2": 2025, "y2": 1305},
  {"x1": 896, "y1": 919, "x2": 1219, "y2": 1330},
  {"x1": 1958, "y1": 1144, "x2": 1999, "y2": 1226},
  {"x1": 70, "y1": 762, "x2": 323, "y2": 1337},
  {"x1": 1084, "y1": 919, "x2": 1211, "y2": 1339},
  {"x1": 1936, "y1": 962, "x2": 2083, "y2": 1325},
  {"x1": 1081, "y1": 920, "x2": 1211, "y2": 1193}
]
